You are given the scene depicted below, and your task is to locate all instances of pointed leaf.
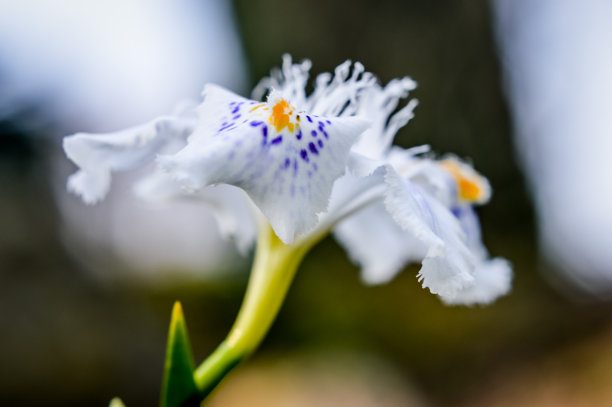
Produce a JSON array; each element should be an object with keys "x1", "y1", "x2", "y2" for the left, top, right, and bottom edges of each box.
[{"x1": 160, "y1": 302, "x2": 202, "y2": 407}]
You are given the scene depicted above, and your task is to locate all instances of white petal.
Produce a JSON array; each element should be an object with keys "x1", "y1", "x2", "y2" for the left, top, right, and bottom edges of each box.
[
  {"x1": 384, "y1": 168, "x2": 478, "y2": 297},
  {"x1": 63, "y1": 110, "x2": 196, "y2": 203},
  {"x1": 346, "y1": 153, "x2": 385, "y2": 177},
  {"x1": 331, "y1": 167, "x2": 510, "y2": 302},
  {"x1": 352, "y1": 78, "x2": 418, "y2": 160},
  {"x1": 252, "y1": 54, "x2": 311, "y2": 109},
  {"x1": 402, "y1": 156, "x2": 457, "y2": 208},
  {"x1": 335, "y1": 202, "x2": 426, "y2": 285},
  {"x1": 438, "y1": 205, "x2": 512, "y2": 305},
  {"x1": 441, "y1": 258, "x2": 513, "y2": 305},
  {"x1": 253, "y1": 54, "x2": 377, "y2": 117},
  {"x1": 307, "y1": 61, "x2": 377, "y2": 116},
  {"x1": 66, "y1": 168, "x2": 111, "y2": 205},
  {"x1": 453, "y1": 205, "x2": 486, "y2": 256},
  {"x1": 327, "y1": 170, "x2": 421, "y2": 284},
  {"x1": 329, "y1": 166, "x2": 476, "y2": 291},
  {"x1": 383, "y1": 168, "x2": 447, "y2": 254},
  {"x1": 159, "y1": 84, "x2": 370, "y2": 243},
  {"x1": 418, "y1": 246, "x2": 476, "y2": 299},
  {"x1": 135, "y1": 172, "x2": 256, "y2": 254}
]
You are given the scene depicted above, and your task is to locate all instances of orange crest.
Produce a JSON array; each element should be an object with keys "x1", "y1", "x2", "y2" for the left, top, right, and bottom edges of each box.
[{"x1": 440, "y1": 158, "x2": 490, "y2": 204}]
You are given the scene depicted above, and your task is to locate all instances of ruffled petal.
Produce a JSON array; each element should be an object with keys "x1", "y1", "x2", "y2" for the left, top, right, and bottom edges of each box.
[
  {"x1": 63, "y1": 107, "x2": 196, "y2": 204},
  {"x1": 252, "y1": 54, "x2": 311, "y2": 110},
  {"x1": 307, "y1": 61, "x2": 377, "y2": 117},
  {"x1": 418, "y1": 247, "x2": 476, "y2": 300},
  {"x1": 253, "y1": 54, "x2": 377, "y2": 117},
  {"x1": 438, "y1": 205, "x2": 512, "y2": 305},
  {"x1": 384, "y1": 168, "x2": 478, "y2": 298},
  {"x1": 331, "y1": 163, "x2": 511, "y2": 305},
  {"x1": 334, "y1": 202, "x2": 426, "y2": 284},
  {"x1": 327, "y1": 169, "x2": 420, "y2": 284},
  {"x1": 442, "y1": 258, "x2": 512, "y2": 305},
  {"x1": 452, "y1": 205, "x2": 486, "y2": 256},
  {"x1": 159, "y1": 84, "x2": 370, "y2": 243},
  {"x1": 65, "y1": 167, "x2": 112, "y2": 205},
  {"x1": 135, "y1": 172, "x2": 256, "y2": 254},
  {"x1": 352, "y1": 79, "x2": 418, "y2": 160},
  {"x1": 330, "y1": 164, "x2": 480, "y2": 294},
  {"x1": 383, "y1": 168, "x2": 449, "y2": 254}
]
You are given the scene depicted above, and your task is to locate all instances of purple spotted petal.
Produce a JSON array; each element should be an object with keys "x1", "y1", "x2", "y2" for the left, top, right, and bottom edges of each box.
[{"x1": 160, "y1": 84, "x2": 370, "y2": 243}]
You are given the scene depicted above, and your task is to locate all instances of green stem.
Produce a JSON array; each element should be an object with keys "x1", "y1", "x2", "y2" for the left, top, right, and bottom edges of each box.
[{"x1": 192, "y1": 222, "x2": 323, "y2": 398}]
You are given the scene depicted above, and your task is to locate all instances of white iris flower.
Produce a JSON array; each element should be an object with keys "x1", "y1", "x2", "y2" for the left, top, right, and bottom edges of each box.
[{"x1": 63, "y1": 55, "x2": 511, "y2": 305}]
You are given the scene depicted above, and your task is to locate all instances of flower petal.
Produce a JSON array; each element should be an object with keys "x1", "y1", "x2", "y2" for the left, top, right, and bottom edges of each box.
[
  {"x1": 383, "y1": 168, "x2": 448, "y2": 254},
  {"x1": 333, "y1": 167, "x2": 507, "y2": 303},
  {"x1": 307, "y1": 60, "x2": 377, "y2": 116},
  {"x1": 252, "y1": 54, "x2": 311, "y2": 110},
  {"x1": 159, "y1": 84, "x2": 370, "y2": 243},
  {"x1": 327, "y1": 170, "x2": 419, "y2": 284},
  {"x1": 441, "y1": 258, "x2": 512, "y2": 305},
  {"x1": 335, "y1": 202, "x2": 426, "y2": 284},
  {"x1": 352, "y1": 78, "x2": 418, "y2": 160},
  {"x1": 136, "y1": 172, "x2": 256, "y2": 254},
  {"x1": 384, "y1": 168, "x2": 478, "y2": 298},
  {"x1": 63, "y1": 107, "x2": 196, "y2": 203},
  {"x1": 418, "y1": 246, "x2": 476, "y2": 299},
  {"x1": 65, "y1": 167, "x2": 112, "y2": 205},
  {"x1": 253, "y1": 54, "x2": 377, "y2": 117},
  {"x1": 439, "y1": 205, "x2": 512, "y2": 304}
]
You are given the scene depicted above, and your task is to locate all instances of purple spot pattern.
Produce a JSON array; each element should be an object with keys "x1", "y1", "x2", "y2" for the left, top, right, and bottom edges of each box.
[
  {"x1": 212, "y1": 96, "x2": 349, "y2": 208},
  {"x1": 261, "y1": 126, "x2": 268, "y2": 145},
  {"x1": 308, "y1": 142, "x2": 319, "y2": 155}
]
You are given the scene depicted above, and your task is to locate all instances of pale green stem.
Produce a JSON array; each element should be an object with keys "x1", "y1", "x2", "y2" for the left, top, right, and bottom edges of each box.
[
  {"x1": 192, "y1": 221, "x2": 323, "y2": 397},
  {"x1": 191, "y1": 180, "x2": 381, "y2": 400}
]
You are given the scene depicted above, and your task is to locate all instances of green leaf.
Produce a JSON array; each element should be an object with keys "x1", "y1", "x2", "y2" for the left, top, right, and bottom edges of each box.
[{"x1": 160, "y1": 302, "x2": 202, "y2": 407}]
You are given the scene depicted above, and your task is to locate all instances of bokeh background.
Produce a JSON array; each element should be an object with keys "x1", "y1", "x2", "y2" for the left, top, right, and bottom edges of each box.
[{"x1": 2, "y1": 1, "x2": 612, "y2": 406}]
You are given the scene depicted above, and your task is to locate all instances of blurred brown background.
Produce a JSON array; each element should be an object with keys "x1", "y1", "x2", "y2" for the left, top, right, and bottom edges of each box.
[{"x1": 1, "y1": 1, "x2": 611, "y2": 406}]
